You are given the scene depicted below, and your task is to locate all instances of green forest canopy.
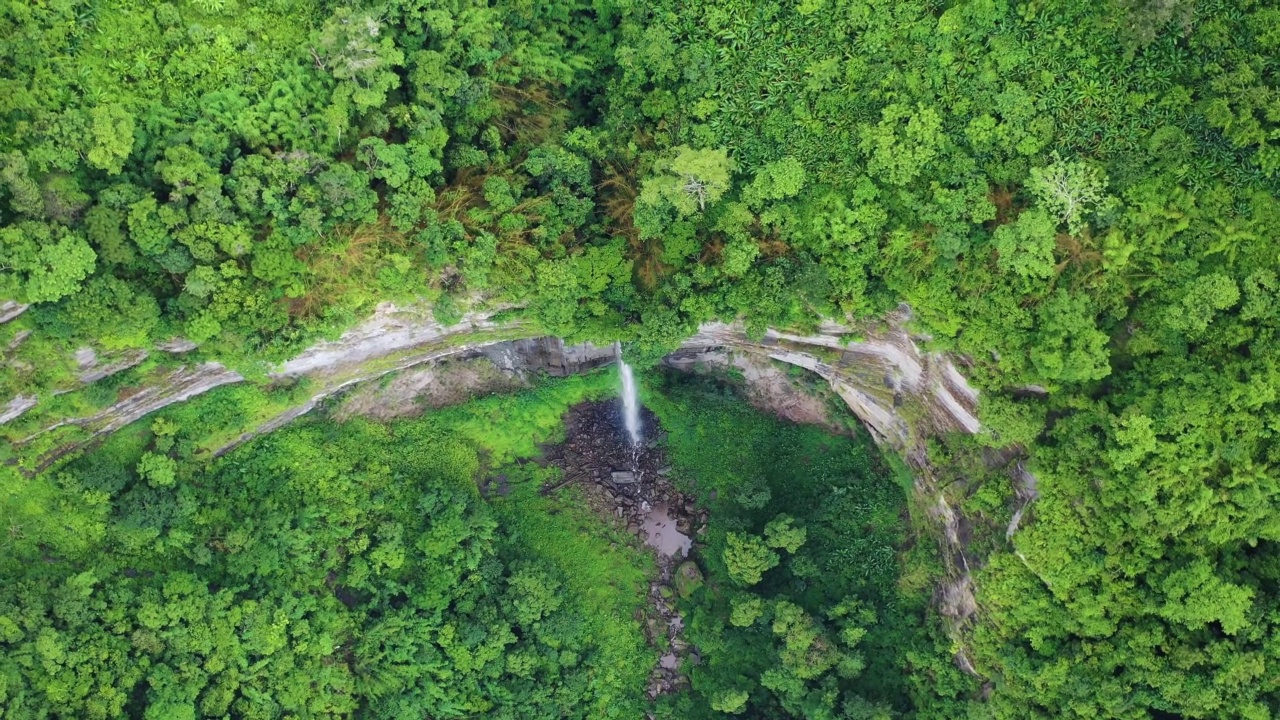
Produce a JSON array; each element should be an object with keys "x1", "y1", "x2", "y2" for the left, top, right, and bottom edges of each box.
[
  {"x1": 3, "y1": 0, "x2": 1280, "y2": 717},
  {"x1": 0, "y1": 375, "x2": 659, "y2": 719},
  {"x1": 0, "y1": 368, "x2": 944, "y2": 719}
]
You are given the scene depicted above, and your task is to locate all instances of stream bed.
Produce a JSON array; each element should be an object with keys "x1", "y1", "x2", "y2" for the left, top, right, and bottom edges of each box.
[{"x1": 538, "y1": 400, "x2": 705, "y2": 698}]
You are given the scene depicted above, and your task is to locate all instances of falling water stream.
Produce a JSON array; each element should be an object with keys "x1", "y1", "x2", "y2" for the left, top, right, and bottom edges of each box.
[{"x1": 616, "y1": 343, "x2": 642, "y2": 448}]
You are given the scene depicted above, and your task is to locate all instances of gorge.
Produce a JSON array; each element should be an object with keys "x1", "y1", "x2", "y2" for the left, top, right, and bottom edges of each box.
[{"x1": 2, "y1": 299, "x2": 997, "y2": 681}]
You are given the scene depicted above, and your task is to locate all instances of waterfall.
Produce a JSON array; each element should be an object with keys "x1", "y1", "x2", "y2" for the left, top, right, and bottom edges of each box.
[{"x1": 616, "y1": 343, "x2": 642, "y2": 447}]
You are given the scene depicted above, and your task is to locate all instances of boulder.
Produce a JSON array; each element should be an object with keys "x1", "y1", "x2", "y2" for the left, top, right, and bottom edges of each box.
[{"x1": 673, "y1": 561, "x2": 704, "y2": 598}]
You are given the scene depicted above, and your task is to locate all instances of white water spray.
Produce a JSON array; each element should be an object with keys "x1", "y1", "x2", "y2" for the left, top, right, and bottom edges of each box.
[{"x1": 616, "y1": 343, "x2": 642, "y2": 447}]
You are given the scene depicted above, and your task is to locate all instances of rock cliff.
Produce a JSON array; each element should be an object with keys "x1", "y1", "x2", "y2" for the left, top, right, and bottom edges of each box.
[{"x1": 9, "y1": 302, "x2": 979, "y2": 468}]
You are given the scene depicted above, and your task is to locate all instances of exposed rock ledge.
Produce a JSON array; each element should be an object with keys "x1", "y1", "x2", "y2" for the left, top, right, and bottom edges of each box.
[
  {"x1": 669, "y1": 306, "x2": 980, "y2": 451},
  {"x1": 10, "y1": 305, "x2": 524, "y2": 470},
  {"x1": 12, "y1": 302, "x2": 979, "y2": 462},
  {"x1": 16, "y1": 363, "x2": 245, "y2": 466},
  {"x1": 0, "y1": 301, "x2": 28, "y2": 324},
  {"x1": 1, "y1": 395, "x2": 38, "y2": 425},
  {"x1": 275, "y1": 302, "x2": 519, "y2": 377}
]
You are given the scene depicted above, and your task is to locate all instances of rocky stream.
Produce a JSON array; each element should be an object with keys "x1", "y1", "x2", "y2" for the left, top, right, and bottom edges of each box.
[{"x1": 539, "y1": 400, "x2": 706, "y2": 698}]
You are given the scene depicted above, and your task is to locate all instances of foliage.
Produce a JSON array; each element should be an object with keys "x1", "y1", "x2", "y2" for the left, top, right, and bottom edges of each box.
[
  {"x1": 723, "y1": 532, "x2": 780, "y2": 586},
  {"x1": 647, "y1": 374, "x2": 950, "y2": 717},
  {"x1": 5, "y1": 0, "x2": 1280, "y2": 716},
  {"x1": 0, "y1": 376, "x2": 649, "y2": 718}
]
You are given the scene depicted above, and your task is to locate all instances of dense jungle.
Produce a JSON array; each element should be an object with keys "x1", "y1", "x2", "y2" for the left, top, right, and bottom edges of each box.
[{"x1": 3, "y1": 0, "x2": 1280, "y2": 717}]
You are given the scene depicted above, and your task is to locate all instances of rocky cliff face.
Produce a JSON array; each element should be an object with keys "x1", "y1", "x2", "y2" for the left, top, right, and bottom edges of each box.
[
  {"x1": 8, "y1": 302, "x2": 979, "y2": 464},
  {"x1": 213, "y1": 329, "x2": 618, "y2": 456},
  {"x1": 670, "y1": 306, "x2": 980, "y2": 451},
  {"x1": 6, "y1": 303, "x2": 525, "y2": 470},
  {"x1": 14, "y1": 363, "x2": 244, "y2": 471}
]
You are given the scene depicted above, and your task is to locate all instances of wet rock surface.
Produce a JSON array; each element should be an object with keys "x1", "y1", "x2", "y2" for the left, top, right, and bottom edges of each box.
[
  {"x1": 480, "y1": 337, "x2": 616, "y2": 378},
  {"x1": 541, "y1": 400, "x2": 708, "y2": 699}
]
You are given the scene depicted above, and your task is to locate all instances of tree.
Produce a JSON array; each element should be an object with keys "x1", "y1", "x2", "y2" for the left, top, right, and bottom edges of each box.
[
  {"x1": 25, "y1": 231, "x2": 97, "y2": 303},
  {"x1": 58, "y1": 276, "x2": 160, "y2": 349},
  {"x1": 711, "y1": 688, "x2": 750, "y2": 714},
  {"x1": 40, "y1": 174, "x2": 90, "y2": 224},
  {"x1": 314, "y1": 9, "x2": 405, "y2": 113},
  {"x1": 764, "y1": 515, "x2": 807, "y2": 554},
  {"x1": 359, "y1": 137, "x2": 411, "y2": 188},
  {"x1": 136, "y1": 453, "x2": 177, "y2": 488},
  {"x1": 127, "y1": 197, "x2": 172, "y2": 257},
  {"x1": 1164, "y1": 272, "x2": 1240, "y2": 340},
  {"x1": 1, "y1": 151, "x2": 45, "y2": 216},
  {"x1": 992, "y1": 208, "x2": 1058, "y2": 279},
  {"x1": 723, "y1": 533, "x2": 779, "y2": 586},
  {"x1": 1028, "y1": 154, "x2": 1112, "y2": 234},
  {"x1": 388, "y1": 177, "x2": 435, "y2": 231},
  {"x1": 506, "y1": 565, "x2": 564, "y2": 626},
  {"x1": 744, "y1": 156, "x2": 807, "y2": 208},
  {"x1": 1029, "y1": 290, "x2": 1110, "y2": 385},
  {"x1": 1159, "y1": 559, "x2": 1254, "y2": 635},
  {"x1": 87, "y1": 105, "x2": 136, "y2": 175},
  {"x1": 859, "y1": 104, "x2": 945, "y2": 187},
  {"x1": 729, "y1": 595, "x2": 765, "y2": 627},
  {"x1": 770, "y1": 601, "x2": 840, "y2": 680},
  {"x1": 636, "y1": 146, "x2": 735, "y2": 235},
  {"x1": 1107, "y1": 0, "x2": 1195, "y2": 47}
]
